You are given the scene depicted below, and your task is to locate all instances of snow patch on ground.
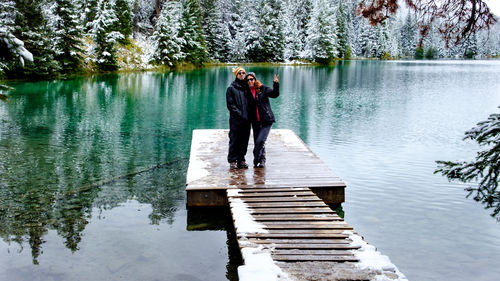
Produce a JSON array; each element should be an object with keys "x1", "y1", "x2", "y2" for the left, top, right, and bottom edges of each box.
[
  {"x1": 345, "y1": 231, "x2": 408, "y2": 281},
  {"x1": 238, "y1": 246, "x2": 290, "y2": 281}
]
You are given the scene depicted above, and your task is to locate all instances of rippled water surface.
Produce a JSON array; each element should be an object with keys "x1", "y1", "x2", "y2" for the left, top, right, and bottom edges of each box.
[{"x1": 1, "y1": 61, "x2": 499, "y2": 281}]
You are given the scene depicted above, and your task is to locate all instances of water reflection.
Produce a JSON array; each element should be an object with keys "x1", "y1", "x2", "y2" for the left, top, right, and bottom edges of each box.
[
  {"x1": 185, "y1": 207, "x2": 241, "y2": 281},
  {"x1": 0, "y1": 72, "x2": 217, "y2": 264}
]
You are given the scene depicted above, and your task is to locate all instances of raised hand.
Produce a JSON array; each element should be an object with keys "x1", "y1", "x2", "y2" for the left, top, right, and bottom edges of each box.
[{"x1": 274, "y1": 74, "x2": 279, "y2": 83}]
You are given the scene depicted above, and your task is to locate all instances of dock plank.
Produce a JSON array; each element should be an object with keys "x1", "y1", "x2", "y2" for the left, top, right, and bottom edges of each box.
[
  {"x1": 272, "y1": 255, "x2": 359, "y2": 262},
  {"x1": 247, "y1": 239, "x2": 353, "y2": 244}
]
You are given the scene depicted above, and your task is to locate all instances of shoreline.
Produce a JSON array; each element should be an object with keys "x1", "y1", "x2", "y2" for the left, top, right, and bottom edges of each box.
[{"x1": 1, "y1": 58, "x2": 500, "y2": 84}]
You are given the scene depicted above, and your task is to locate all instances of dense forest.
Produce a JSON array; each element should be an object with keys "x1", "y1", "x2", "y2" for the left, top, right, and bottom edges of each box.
[{"x1": 1, "y1": 0, "x2": 499, "y2": 78}]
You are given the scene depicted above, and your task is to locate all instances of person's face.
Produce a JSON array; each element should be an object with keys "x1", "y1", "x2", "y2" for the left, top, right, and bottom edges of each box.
[
  {"x1": 247, "y1": 76, "x2": 255, "y2": 87},
  {"x1": 237, "y1": 70, "x2": 246, "y2": 80}
]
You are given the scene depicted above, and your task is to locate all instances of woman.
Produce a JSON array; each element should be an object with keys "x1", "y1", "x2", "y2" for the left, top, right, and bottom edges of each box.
[
  {"x1": 246, "y1": 72, "x2": 279, "y2": 168},
  {"x1": 226, "y1": 67, "x2": 251, "y2": 169}
]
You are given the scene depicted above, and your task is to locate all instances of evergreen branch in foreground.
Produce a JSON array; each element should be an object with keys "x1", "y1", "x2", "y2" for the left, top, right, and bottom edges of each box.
[{"x1": 435, "y1": 106, "x2": 500, "y2": 220}]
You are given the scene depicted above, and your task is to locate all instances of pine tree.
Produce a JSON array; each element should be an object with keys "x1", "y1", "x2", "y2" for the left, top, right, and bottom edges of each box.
[
  {"x1": 342, "y1": 0, "x2": 357, "y2": 58},
  {"x1": 244, "y1": 1, "x2": 264, "y2": 61},
  {"x1": 178, "y1": 0, "x2": 207, "y2": 66},
  {"x1": 88, "y1": 0, "x2": 124, "y2": 71},
  {"x1": 336, "y1": 3, "x2": 348, "y2": 59},
  {"x1": 11, "y1": 0, "x2": 59, "y2": 77},
  {"x1": 479, "y1": 25, "x2": 500, "y2": 58},
  {"x1": 203, "y1": 0, "x2": 218, "y2": 60},
  {"x1": 358, "y1": 20, "x2": 378, "y2": 58},
  {"x1": 375, "y1": 21, "x2": 392, "y2": 58},
  {"x1": 282, "y1": 0, "x2": 304, "y2": 61},
  {"x1": 49, "y1": 0, "x2": 84, "y2": 72},
  {"x1": 463, "y1": 34, "x2": 478, "y2": 59},
  {"x1": 152, "y1": 0, "x2": 185, "y2": 66},
  {"x1": 399, "y1": 12, "x2": 417, "y2": 57},
  {"x1": 348, "y1": 13, "x2": 362, "y2": 57},
  {"x1": 422, "y1": 20, "x2": 445, "y2": 58},
  {"x1": 203, "y1": 0, "x2": 232, "y2": 61},
  {"x1": 82, "y1": 0, "x2": 99, "y2": 32},
  {"x1": 263, "y1": 0, "x2": 284, "y2": 61},
  {"x1": 114, "y1": 0, "x2": 133, "y2": 43},
  {"x1": 0, "y1": 1, "x2": 33, "y2": 72},
  {"x1": 303, "y1": 0, "x2": 338, "y2": 63},
  {"x1": 299, "y1": 0, "x2": 313, "y2": 40},
  {"x1": 228, "y1": 0, "x2": 248, "y2": 61}
]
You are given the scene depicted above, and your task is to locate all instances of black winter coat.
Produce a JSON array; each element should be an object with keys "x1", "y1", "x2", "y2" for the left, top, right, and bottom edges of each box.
[
  {"x1": 226, "y1": 79, "x2": 250, "y2": 122},
  {"x1": 249, "y1": 82, "x2": 279, "y2": 124}
]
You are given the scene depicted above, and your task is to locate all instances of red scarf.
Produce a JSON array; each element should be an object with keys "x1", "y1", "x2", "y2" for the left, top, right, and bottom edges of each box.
[{"x1": 250, "y1": 87, "x2": 260, "y2": 122}]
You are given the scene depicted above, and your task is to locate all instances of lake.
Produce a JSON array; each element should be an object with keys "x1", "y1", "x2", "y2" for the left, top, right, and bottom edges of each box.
[{"x1": 1, "y1": 61, "x2": 499, "y2": 281}]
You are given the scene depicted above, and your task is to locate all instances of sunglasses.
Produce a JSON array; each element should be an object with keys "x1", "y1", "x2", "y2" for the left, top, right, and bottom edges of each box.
[
  {"x1": 247, "y1": 78, "x2": 255, "y2": 81},
  {"x1": 238, "y1": 71, "x2": 246, "y2": 75}
]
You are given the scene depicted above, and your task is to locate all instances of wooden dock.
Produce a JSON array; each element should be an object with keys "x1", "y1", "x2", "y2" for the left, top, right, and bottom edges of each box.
[
  {"x1": 186, "y1": 129, "x2": 345, "y2": 207},
  {"x1": 186, "y1": 129, "x2": 406, "y2": 281}
]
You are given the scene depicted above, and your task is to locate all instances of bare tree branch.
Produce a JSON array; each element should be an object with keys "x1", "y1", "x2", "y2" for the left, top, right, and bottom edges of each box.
[{"x1": 357, "y1": 0, "x2": 498, "y2": 47}]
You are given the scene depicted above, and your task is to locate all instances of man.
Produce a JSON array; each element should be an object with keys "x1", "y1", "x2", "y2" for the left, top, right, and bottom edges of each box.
[{"x1": 226, "y1": 67, "x2": 251, "y2": 169}]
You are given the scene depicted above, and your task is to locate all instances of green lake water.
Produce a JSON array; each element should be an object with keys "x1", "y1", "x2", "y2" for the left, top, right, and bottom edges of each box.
[{"x1": 1, "y1": 61, "x2": 500, "y2": 280}]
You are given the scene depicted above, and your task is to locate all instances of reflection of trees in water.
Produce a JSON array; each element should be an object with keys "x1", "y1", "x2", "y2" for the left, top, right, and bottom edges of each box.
[
  {"x1": 0, "y1": 72, "x2": 197, "y2": 263},
  {"x1": 0, "y1": 160, "x2": 186, "y2": 264}
]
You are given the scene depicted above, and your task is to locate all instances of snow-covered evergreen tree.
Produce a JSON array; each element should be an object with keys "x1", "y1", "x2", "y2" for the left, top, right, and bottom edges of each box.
[
  {"x1": 114, "y1": 0, "x2": 133, "y2": 43},
  {"x1": 242, "y1": 2, "x2": 261, "y2": 61},
  {"x1": 282, "y1": 0, "x2": 314, "y2": 61},
  {"x1": 421, "y1": 20, "x2": 445, "y2": 58},
  {"x1": 203, "y1": 0, "x2": 233, "y2": 62},
  {"x1": 178, "y1": 0, "x2": 207, "y2": 66},
  {"x1": 82, "y1": 0, "x2": 99, "y2": 32},
  {"x1": 152, "y1": 0, "x2": 185, "y2": 66},
  {"x1": 348, "y1": 11, "x2": 362, "y2": 57},
  {"x1": 0, "y1": 1, "x2": 33, "y2": 72},
  {"x1": 478, "y1": 24, "x2": 500, "y2": 58},
  {"x1": 228, "y1": 0, "x2": 248, "y2": 61},
  {"x1": 246, "y1": 0, "x2": 284, "y2": 62},
  {"x1": 11, "y1": 0, "x2": 59, "y2": 77},
  {"x1": 282, "y1": 0, "x2": 304, "y2": 60},
  {"x1": 88, "y1": 0, "x2": 124, "y2": 71},
  {"x1": 462, "y1": 34, "x2": 478, "y2": 59},
  {"x1": 376, "y1": 20, "x2": 397, "y2": 58},
  {"x1": 399, "y1": 12, "x2": 417, "y2": 57},
  {"x1": 131, "y1": 0, "x2": 156, "y2": 32},
  {"x1": 336, "y1": 2, "x2": 348, "y2": 59},
  {"x1": 355, "y1": 16, "x2": 377, "y2": 57},
  {"x1": 257, "y1": 0, "x2": 284, "y2": 61},
  {"x1": 47, "y1": 0, "x2": 84, "y2": 72},
  {"x1": 303, "y1": 0, "x2": 338, "y2": 63}
]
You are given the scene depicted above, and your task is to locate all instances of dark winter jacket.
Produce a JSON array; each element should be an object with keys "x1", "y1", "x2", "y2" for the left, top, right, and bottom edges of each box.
[
  {"x1": 226, "y1": 79, "x2": 250, "y2": 122},
  {"x1": 249, "y1": 82, "x2": 279, "y2": 124}
]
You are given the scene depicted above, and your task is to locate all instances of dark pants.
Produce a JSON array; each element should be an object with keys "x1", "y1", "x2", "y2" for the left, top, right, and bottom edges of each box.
[
  {"x1": 252, "y1": 122, "x2": 272, "y2": 165},
  {"x1": 228, "y1": 119, "x2": 251, "y2": 163}
]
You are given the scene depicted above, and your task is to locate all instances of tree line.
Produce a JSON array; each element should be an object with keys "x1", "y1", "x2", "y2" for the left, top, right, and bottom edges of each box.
[{"x1": 1, "y1": 0, "x2": 499, "y2": 79}]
